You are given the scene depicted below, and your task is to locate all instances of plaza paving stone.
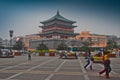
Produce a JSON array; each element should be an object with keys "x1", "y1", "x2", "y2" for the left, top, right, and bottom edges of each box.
[
  {"x1": 33, "y1": 67, "x2": 57, "y2": 71},
  {"x1": 0, "y1": 73, "x2": 17, "y2": 79},
  {"x1": 51, "y1": 75, "x2": 84, "y2": 80},
  {"x1": 6, "y1": 66, "x2": 32, "y2": 70},
  {"x1": 12, "y1": 73, "x2": 49, "y2": 80},
  {"x1": 0, "y1": 56, "x2": 120, "y2": 80}
]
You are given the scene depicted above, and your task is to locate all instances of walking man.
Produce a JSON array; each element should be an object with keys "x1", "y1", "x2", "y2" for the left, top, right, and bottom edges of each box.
[
  {"x1": 99, "y1": 51, "x2": 111, "y2": 78},
  {"x1": 84, "y1": 50, "x2": 92, "y2": 70},
  {"x1": 28, "y1": 51, "x2": 31, "y2": 60},
  {"x1": 86, "y1": 57, "x2": 94, "y2": 70}
]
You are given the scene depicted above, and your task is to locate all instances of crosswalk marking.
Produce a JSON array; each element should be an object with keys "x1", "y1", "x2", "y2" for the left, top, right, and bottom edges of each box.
[
  {"x1": 78, "y1": 57, "x2": 90, "y2": 80},
  {"x1": 44, "y1": 60, "x2": 66, "y2": 80}
]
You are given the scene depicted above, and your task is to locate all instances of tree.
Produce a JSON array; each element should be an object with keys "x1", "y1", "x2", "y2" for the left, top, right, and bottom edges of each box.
[
  {"x1": 13, "y1": 40, "x2": 24, "y2": 50},
  {"x1": 107, "y1": 40, "x2": 119, "y2": 50},
  {"x1": 79, "y1": 41, "x2": 91, "y2": 51},
  {"x1": 0, "y1": 46, "x2": 4, "y2": 49},
  {"x1": 57, "y1": 42, "x2": 68, "y2": 50},
  {"x1": 37, "y1": 43, "x2": 49, "y2": 50}
]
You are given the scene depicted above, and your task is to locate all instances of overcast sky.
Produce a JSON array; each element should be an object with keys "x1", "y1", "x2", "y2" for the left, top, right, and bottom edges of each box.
[{"x1": 0, "y1": 0, "x2": 120, "y2": 39}]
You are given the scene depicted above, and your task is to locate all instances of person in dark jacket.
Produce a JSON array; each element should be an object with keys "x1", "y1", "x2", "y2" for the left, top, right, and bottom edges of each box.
[
  {"x1": 84, "y1": 50, "x2": 92, "y2": 69},
  {"x1": 28, "y1": 51, "x2": 31, "y2": 60}
]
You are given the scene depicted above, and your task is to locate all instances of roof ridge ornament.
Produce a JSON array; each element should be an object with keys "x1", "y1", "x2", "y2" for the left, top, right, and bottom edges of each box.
[
  {"x1": 57, "y1": 10, "x2": 59, "y2": 15},
  {"x1": 40, "y1": 11, "x2": 76, "y2": 23}
]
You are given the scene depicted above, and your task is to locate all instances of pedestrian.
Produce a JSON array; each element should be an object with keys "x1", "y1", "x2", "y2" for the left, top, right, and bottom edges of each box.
[
  {"x1": 0, "y1": 49, "x2": 2, "y2": 56},
  {"x1": 28, "y1": 51, "x2": 31, "y2": 60},
  {"x1": 116, "y1": 49, "x2": 120, "y2": 57},
  {"x1": 84, "y1": 50, "x2": 92, "y2": 69},
  {"x1": 119, "y1": 50, "x2": 120, "y2": 57},
  {"x1": 86, "y1": 57, "x2": 94, "y2": 70},
  {"x1": 59, "y1": 51, "x2": 62, "y2": 59},
  {"x1": 88, "y1": 50, "x2": 91, "y2": 57},
  {"x1": 99, "y1": 51, "x2": 111, "y2": 79}
]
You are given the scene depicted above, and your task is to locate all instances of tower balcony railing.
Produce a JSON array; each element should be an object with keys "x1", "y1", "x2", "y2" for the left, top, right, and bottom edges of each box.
[
  {"x1": 40, "y1": 37, "x2": 75, "y2": 40},
  {"x1": 42, "y1": 27, "x2": 74, "y2": 32}
]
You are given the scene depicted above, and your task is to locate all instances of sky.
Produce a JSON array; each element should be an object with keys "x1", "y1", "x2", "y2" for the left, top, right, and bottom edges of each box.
[{"x1": 0, "y1": 0, "x2": 120, "y2": 40}]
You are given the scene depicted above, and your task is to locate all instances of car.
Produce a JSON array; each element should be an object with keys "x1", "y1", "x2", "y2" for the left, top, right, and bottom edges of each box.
[
  {"x1": 0, "y1": 49, "x2": 14, "y2": 58},
  {"x1": 93, "y1": 56, "x2": 103, "y2": 63}
]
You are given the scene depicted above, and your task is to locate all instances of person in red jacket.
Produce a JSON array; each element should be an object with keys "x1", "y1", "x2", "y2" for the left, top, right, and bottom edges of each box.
[{"x1": 99, "y1": 51, "x2": 111, "y2": 78}]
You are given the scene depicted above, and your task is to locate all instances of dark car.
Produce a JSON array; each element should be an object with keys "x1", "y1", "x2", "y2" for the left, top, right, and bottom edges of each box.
[{"x1": 0, "y1": 49, "x2": 14, "y2": 58}]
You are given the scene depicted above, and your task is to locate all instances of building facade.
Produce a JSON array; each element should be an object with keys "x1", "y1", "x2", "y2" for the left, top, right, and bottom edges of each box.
[
  {"x1": 30, "y1": 11, "x2": 77, "y2": 49},
  {"x1": 29, "y1": 12, "x2": 109, "y2": 50},
  {"x1": 76, "y1": 31, "x2": 107, "y2": 48},
  {"x1": 24, "y1": 34, "x2": 41, "y2": 50}
]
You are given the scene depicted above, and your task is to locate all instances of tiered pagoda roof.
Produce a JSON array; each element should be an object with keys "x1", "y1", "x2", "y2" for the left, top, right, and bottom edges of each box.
[{"x1": 41, "y1": 11, "x2": 76, "y2": 24}]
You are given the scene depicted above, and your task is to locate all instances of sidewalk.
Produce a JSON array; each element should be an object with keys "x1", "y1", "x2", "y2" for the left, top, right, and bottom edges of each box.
[{"x1": 0, "y1": 56, "x2": 120, "y2": 80}]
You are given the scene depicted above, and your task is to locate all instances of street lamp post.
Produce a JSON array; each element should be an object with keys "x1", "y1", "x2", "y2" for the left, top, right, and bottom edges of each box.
[{"x1": 9, "y1": 30, "x2": 13, "y2": 55}]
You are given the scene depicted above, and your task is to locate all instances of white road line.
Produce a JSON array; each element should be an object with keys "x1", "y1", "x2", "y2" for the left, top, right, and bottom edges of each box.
[
  {"x1": 44, "y1": 60, "x2": 66, "y2": 80},
  {"x1": 0, "y1": 62, "x2": 26, "y2": 71},
  {"x1": 26, "y1": 59, "x2": 54, "y2": 71},
  {"x1": 78, "y1": 57, "x2": 90, "y2": 80},
  {"x1": 0, "y1": 79, "x2": 18, "y2": 80},
  {"x1": 0, "y1": 57, "x2": 49, "y2": 71},
  {"x1": 5, "y1": 72, "x2": 23, "y2": 79},
  {"x1": 5, "y1": 58, "x2": 55, "y2": 79}
]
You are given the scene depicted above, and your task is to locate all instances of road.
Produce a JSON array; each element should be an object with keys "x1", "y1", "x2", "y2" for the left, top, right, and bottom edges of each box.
[{"x1": 0, "y1": 55, "x2": 120, "y2": 80}]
